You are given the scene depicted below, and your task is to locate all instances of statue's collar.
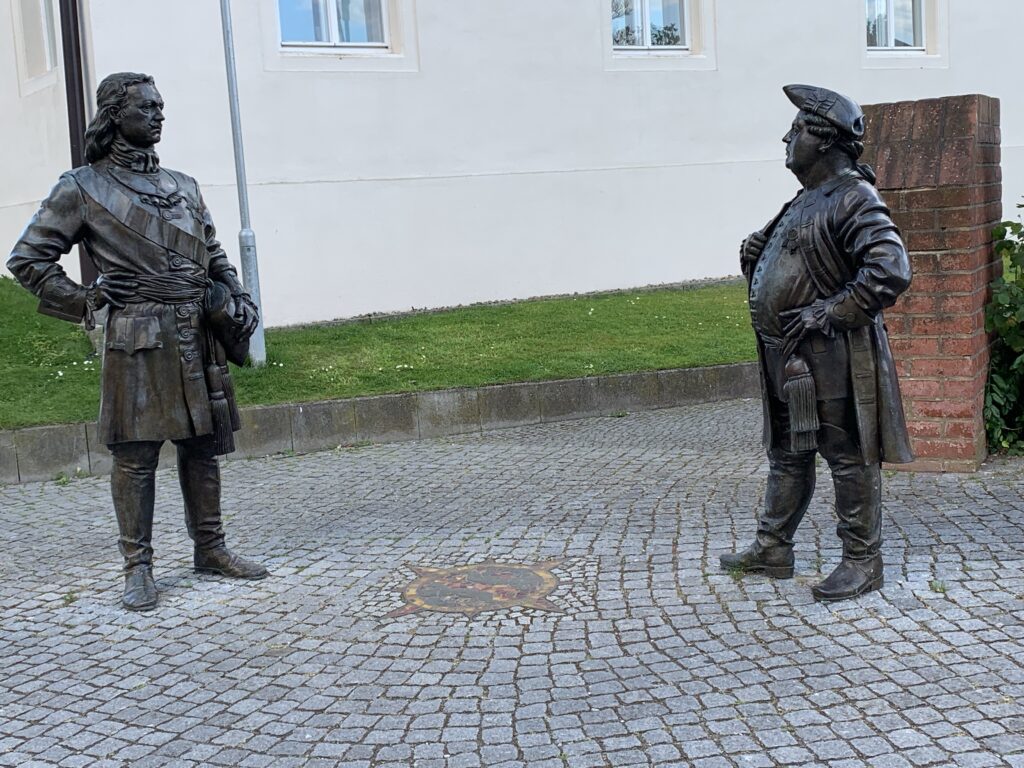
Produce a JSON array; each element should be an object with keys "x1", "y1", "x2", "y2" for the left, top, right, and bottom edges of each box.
[
  {"x1": 109, "y1": 137, "x2": 160, "y2": 174},
  {"x1": 810, "y1": 169, "x2": 860, "y2": 198}
]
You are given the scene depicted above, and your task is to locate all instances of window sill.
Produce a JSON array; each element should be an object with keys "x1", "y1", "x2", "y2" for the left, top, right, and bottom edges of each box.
[
  {"x1": 17, "y1": 67, "x2": 58, "y2": 97},
  {"x1": 605, "y1": 49, "x2": 715, "y2": 72},
  {"x1": 862, "y1": 50, "x2": 948, "y2": 70}
]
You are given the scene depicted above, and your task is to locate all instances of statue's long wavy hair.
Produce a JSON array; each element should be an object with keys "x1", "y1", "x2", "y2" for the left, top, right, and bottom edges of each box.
[{"x1": 84, "y1": 72, "x2": 155, "y2": 164}]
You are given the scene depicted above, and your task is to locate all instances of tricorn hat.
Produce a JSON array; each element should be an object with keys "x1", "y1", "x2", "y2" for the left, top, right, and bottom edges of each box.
[{"x1": 783, "y1": 84, "x2": 865, "y2": 139}]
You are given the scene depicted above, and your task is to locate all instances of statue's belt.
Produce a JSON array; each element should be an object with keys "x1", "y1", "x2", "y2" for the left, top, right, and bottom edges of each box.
[
  {"x1": 73, "y1": 166, "x2": 210, "y2": 271},
  {"x1": 112, "y1": 271, "x2": 211, "y2": 305}
]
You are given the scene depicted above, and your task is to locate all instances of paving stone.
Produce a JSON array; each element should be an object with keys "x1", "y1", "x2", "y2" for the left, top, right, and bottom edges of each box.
[{"x1": 0, "y1": 400, "x2": 1021, "y2": 767}]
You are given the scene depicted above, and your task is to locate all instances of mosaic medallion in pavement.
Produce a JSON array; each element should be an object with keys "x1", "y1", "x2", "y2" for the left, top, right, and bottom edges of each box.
[{"x1": 387, "y1": 559, "x2": 564, "y2": 617}]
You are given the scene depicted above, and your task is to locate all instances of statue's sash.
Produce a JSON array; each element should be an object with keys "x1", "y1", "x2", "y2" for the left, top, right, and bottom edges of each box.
[{"x1": 72, "y1": 166, "x2": 210, "y2": 271}]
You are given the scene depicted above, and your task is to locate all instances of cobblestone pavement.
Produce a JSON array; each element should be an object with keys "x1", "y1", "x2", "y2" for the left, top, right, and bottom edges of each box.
[{"x1": 2, "y1": 399, "x2": 1024, "y2": 768}]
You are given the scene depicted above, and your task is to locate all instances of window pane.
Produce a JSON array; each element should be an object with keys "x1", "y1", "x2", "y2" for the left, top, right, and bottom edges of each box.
[
  {"x1": 893, "y1": 0, "x2": 923, "y2": 46},
  {"x1": 612, "y1": 0, "x2": 641, "y2": 47},
  {"x1": 865, "y1": 0, "x2": 888, "y2": 47},
  {"x1": 337, "y1": 0, "x2": 385, "y2": 44},
  {"x1": 279, "y1": 0, "x2": 328, "y2": 42},
  {"x1": 649, "y1": 0, "x2": 684, "y2": 46},
  {"x1": 19, "y1": 0, "x2": 53, "y2": 77}
]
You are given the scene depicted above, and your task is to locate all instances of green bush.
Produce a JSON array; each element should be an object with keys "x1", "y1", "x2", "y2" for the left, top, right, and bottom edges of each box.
[{"x1": 985, "y1": 218, "x2": 1024, "y2": 454}]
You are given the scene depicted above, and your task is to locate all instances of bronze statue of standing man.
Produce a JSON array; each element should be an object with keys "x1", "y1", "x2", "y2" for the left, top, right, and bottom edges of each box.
[
  {"x1": 8, "y1": 73, "x2": 267, "y2": 611},
  {"x1": 721, "y1": 85, "x2": 913, "y2": 602}
]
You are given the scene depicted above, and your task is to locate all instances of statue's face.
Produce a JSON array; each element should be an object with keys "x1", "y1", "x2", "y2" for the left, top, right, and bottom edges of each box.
[
  {"x1": 782, "y1": 114, "x2": 824, "y2": 177},
  {"x1": 116, "y1": 83, "x2": 165, "y2": 148}
]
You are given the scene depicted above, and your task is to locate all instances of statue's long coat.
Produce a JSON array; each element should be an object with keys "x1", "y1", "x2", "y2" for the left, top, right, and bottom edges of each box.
[
  {"x1": 747, "y1": 172, "x2": 914, "y2": 465},
  {"x1": 7, "y1": 159, "x2": 242, "y2": 445}
]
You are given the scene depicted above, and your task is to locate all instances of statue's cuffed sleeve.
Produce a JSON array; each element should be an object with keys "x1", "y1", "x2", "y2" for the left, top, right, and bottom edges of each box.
[
  {"x1": 7, "y1": 175, "x2": 89, "y2": 323},
  {"x1": 823, "y1": 189, "x2": 911, "y2": 331}
]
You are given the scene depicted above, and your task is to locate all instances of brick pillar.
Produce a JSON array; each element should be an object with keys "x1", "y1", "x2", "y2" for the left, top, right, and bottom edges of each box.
[{"x1": 861, "y1": 94, "x2": 1002, "y2": 472}]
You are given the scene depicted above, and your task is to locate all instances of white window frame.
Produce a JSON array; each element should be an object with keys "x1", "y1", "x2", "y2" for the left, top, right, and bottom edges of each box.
[
  {"x1": 612, "y1": 0, "x2": 690, "y2": 52},
  {"x1": 260, "y1": 0, "x2": 419, "y2": 73},
  {"x1": 10, "y1": 0, "x2": 60, "y2": 95},
  {"x1": 863, "y1": 0, "x2": 948, "y2": 70},
  {"x1": 603, "y1": 0, "x2": 716, "y2": 72},
  {"x1": 866, "y1": 0, "x2": 925, "y2": 51},
  {"x1": 279, "y1": 0, "x2": 390, "y2": 50}
]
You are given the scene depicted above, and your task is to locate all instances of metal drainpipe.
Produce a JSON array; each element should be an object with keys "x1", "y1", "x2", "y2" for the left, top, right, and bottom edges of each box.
[{"x1": 57, "y1": 0, "x2": 96, "y2": 285}]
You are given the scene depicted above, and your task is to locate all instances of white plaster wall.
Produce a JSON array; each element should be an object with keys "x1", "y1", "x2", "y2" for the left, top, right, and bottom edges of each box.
[
  {"x1": 0, "y1": 0, "x2": 78, "y2": 282},
  {"x1": 2, "y1": 0, "x2": 1022, "y2": 325}
]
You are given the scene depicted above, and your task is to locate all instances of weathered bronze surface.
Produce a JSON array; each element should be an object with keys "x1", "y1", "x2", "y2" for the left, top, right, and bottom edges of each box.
[
  {"x1": 7, "y1": 73, "x2": 267, "y2": 611},
  {"x1": 387, "y1": 561, "x2": 563, "y2": 618},
  {"x1": 721, "y1": 84, "x2": 913, "y2": 602}
]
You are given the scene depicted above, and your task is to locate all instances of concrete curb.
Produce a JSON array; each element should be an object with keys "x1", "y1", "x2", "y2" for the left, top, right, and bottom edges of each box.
[{"x1": 0, "y1": 362, "x2": 758, "y2": 485}]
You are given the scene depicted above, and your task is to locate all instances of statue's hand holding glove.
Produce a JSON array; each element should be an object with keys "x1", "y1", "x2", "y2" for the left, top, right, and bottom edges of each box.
[
  {"x1": 86, "y1": 275, "x2": 138, "y2": 311},
  {"x1": 739, "y1": 231, "x2": 767, "y2": 275},
  {"x1": 234, "y1": 293, "x2": 260, "y2": 340}
]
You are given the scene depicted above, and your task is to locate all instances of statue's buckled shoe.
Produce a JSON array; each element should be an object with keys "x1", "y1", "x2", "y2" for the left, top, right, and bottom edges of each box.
[
  {"x1": 122, "y1": 565, "x2": 157, "y2": 612},
  {"x1": 194, "y1": 546, "x2": 268, "y2": 580},
  {"x1": 812, "y1": 556, "x2": 883, "y2": 602},
  {"x1": 719, "y1": 542, "x2": 794, "y2": 579}
]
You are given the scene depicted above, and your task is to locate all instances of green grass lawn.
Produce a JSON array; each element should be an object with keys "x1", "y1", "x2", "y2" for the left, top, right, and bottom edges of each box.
[{"x1": 0, "y1": 276, "x2": 756, "y2": 430}]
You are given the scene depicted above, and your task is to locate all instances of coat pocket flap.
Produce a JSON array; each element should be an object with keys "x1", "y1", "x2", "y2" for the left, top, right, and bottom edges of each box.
[{"x1": 107, "y1": 315, "x2": 163, "y2": 355}]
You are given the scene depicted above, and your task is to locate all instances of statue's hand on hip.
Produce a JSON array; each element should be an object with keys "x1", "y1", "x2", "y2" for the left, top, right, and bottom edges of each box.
[
  {"x1": 780, "y1": 300, "x2": 834, "y2": 339},
  {"x1": 87, "y1": 275, "x2": 138, "y2": 311}
]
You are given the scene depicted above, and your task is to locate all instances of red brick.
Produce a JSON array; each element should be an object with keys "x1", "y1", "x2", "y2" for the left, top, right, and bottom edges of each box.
[
  {"x1": 942, "y1": 95, "x2": 980, "y2": 138},
  {"x1": 887, "y1": 103, "x2": 917, "y2": 142},
  {"x1": 910, "y1": 357, "x2": 978, "y2": 377},
  {"x1": 882, "y1": 314, "x2": 912, "y2": 335},
  {"x1": 945, "y1": 419, "x2": 982, "y2": 439},
  {"x1": 939, "y1": 333, "x2": 989, "y2": 356},
  {"x1": 981, "y1": 182, "x2": 1003, "y2": 203},
  {"x1": 978, "y1": 124, "x2": 1001, "y2": 145},
  {"x1": 894, "y1": 209, "x2": 939, "y2": 233},
  {"x1": 904, "y1": 143, "x2": 941, "y2": 188},
  {"x1": 978, "y1": 164, "x2": 1002, "y2": 184},
  {"x1": 888, "y1": 337, "x2": 940, "y2": 357},
  {"x1": 939, "y1": 206, "x2": 999, "y2": 229},
  {"x1": 901, "y1": 379, "x2": 943, "y2": 398},
  {"x1": 912, "y1": 438, "x2": 978, "y2": 459},
  {"x1": 979, "y1": 145, "x2": 1001, "y2": 166},
  {"x1": 907, "y1": 421, "x2": 943, "y2": 438},
  {"x1": 910, "y1": 315, "x2": 982, "y2": 336},
  {"x1": 937, "y1": 138, "x2": 978, "y2": 185},
  {"x1": 899, "y1": 294, "x2": 941, "y2": 314},
  {"x1": 912, "y1": 400, "x2": 977, "y2": 419},
  {"x1": 935, "y1": 293, "x2": 987, "y2": 314},
  {"x1": 943, "y1": 378, "x2": 986, "y2": 400},
  {"x1": 910, "y1": 274, "x2": 975, "y2": 293},
  {"x1": 903, "y1": 186, "x2": 976, "y2": 210},
  {"x1": 912, "y1": 99, "x2": 946, "y2": 141}
]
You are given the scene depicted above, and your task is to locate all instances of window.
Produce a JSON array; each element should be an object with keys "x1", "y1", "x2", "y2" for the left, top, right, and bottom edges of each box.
[
  {"x1": 612, "y1": 0, "x2": 689, "y2": 50},
  {"x1": 866, "y1": 0, "x2": 924, "y2": 50},
  {"x1": 18, "y1": 0, "x2": 57, "y2": 78},
  {"x1": 279, "y1": 0, "x2": 387, "y2": 47}
]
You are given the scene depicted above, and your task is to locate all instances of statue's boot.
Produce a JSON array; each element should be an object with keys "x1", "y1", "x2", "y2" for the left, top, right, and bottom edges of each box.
[
  {"x1": 720, "y1": 443, "x2": 816, "y2": 580},
  {"x1": 110, "y1": 441, "x2": 161, "y2": 611},
  {"x1": 812, "y1": 452, "x2": 883, "y2": 602},
  {"x1": 719, "y1": 541, "x2": 794, "y2": 579},
  {"x1": 812, "y1": 555, "x2": 883, "y2": 602},
  {"x1": 122, "y1": 565, "x2": 158, "y2": 612},
  {"x1": 178, "y1": 437, "x2": 268, "y2": 580}
]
